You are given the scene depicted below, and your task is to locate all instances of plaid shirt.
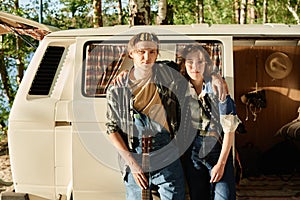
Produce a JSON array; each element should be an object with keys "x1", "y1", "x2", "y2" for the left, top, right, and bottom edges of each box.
[
  {"x1": 189, "y1": 81, "x2": 240, "y2": 139},
  {"x1": 106, "y1": 61, "x2": 191, "y2": 151}
]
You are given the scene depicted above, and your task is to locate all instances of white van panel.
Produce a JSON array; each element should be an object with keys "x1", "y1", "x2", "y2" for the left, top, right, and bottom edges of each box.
[
  {"x1": 8, "y1": 38, "x2": 76, "y2": 199},
  {"x1": 8, "y1": 123, "x2": 55, "y2": 200},
  {"x1": 54, "y1": 125, "x2": 72, "y2": 192},
  {"x1": 68, "y1": 37, "x2": 125, "y2": 199},
  {"x1": 53, "y1": 43, "x2": 75, "y2": 197},
  {"x1": 72, "y1": 132, "x2": 124, "y2": 199}
]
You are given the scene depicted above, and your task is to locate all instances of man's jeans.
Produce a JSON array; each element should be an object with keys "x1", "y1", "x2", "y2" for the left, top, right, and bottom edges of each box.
[
  {"x1": 124, "y1": 159, "x2": 185, "y2": 200},
  {"x1": 190, "y1": 135, "x2": 236, "y2": 200},
  {"x1": 124, "y1": 110, "x2": 185, "y2": 200}
]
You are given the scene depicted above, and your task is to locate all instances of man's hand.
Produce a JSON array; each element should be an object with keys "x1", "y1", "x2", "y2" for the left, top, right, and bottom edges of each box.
[
  {"x1": 108, "y1": 132, "x2": 148, "y2": 189},
  {"x1": 211, "y1": 74, "x2": 229, "y2": 102},
  {"x1": 129, "y1": 162, "x2": 149, "y2": 189}
]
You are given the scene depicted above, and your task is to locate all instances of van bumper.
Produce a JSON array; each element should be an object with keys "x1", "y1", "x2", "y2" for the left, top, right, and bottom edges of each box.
[{"x1": 0, "y1": 192, "x2": 62, "y2": 200}]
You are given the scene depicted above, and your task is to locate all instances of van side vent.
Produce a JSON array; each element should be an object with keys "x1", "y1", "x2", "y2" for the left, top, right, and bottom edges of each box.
[{"x1": 29, "y1": 46, "x2": 65, "y2": 95}]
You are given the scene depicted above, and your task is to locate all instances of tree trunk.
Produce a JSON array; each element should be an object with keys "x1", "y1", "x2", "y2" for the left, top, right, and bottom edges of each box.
[
  {"x1": 16, "y1": 38, "x2": 24, "y2": 84},
  {"x1": 240, "y1": 0, "x2": 247, "y2": 24},
  {"x1": 234, "y1": 0, "x2": 240, "y2": 24},
  {"x1": 157, "y1": 0, "x2": 167, "y2": 24},
  {"x1": 0, "y1": 38, "x2": 14, "y2": 105},
  {"x1": 166, "y1": 4, "x2": 174, "y2": 25},
  {"x1": 263, "y1": 0, "x2": 268, "y2": 23},
  {"x1": 117, "y1": 0, "x2": 123, "y2": 24},
  {"x1": 196, "y1": 0, "x2": 204, "y2": 23},
  {"x1": 129, "y1": 0, "x2": 151, "y2": 25},
  {"x1": 287, "y1": 0, "x2": 300, "y2": 24},
  {"x1": 14, "y1": 0, "x2": 24, "y2": 83},
  {"x1": 248, "y1": 0, "x2": 255, "y2": 24},
  {"x1": 93, "y1": 0, "x2": 103, "y2": 27}
]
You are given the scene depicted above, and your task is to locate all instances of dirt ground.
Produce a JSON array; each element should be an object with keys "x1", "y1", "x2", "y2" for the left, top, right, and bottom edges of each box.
[{"x1": 0, "y1": 137, "x2": 14, "y2": 192}]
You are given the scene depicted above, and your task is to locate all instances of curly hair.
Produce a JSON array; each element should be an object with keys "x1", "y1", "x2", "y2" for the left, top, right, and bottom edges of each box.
[{"x1": 178, "y1": 44, "x2": 214, "y2": 81}]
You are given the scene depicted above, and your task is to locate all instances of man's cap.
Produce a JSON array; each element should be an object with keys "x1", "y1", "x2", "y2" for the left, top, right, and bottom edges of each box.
[
  {"x1": 133, "y1": 32, "x2": 159, "y2": 44},
  {"x1": 127, "y1": 32, "x2": 160, "y2": 52}
]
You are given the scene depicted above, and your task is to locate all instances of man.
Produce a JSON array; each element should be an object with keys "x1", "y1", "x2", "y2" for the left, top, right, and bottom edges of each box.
[
  {"x1": 106, "y1": 32, "x2": 228, "y2": 200},
  {"x1": 106, "y1": 32, "x2": 189, "y2": 200}
]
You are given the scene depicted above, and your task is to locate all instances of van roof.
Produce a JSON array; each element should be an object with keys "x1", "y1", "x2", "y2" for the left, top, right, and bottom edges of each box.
[{"x1": 47, "y1": 24, "x2": 300, "y2": 38}]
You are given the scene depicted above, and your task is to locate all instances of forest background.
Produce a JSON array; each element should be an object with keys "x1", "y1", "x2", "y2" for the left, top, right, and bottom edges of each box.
[{"x1": 0, "y1": 0, "x2": 300, "y2": 138}]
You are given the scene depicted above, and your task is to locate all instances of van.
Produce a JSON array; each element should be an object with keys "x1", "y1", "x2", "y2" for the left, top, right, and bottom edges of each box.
[{"x1": 4, "y1": 18, "x2": 300, "y2": 199}]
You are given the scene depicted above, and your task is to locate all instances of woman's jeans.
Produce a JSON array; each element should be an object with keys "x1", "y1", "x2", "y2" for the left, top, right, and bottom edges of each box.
[{"x1": 187, "y1": 135, "x2": 236, "y2": 200}]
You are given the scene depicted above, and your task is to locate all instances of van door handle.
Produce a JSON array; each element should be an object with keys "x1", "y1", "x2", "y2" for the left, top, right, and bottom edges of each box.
[{"x1": 55, "y1": 121, "x2": 72, "y2": 127}]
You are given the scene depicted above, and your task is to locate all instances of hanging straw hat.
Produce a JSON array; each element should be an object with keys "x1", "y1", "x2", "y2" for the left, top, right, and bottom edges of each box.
[{"x1": 265, "y1": 52, "x2": 293, "y2": 79}]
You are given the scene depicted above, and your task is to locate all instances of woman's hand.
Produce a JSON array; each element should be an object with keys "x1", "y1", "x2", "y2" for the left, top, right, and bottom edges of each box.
[
  {"x1": 211, "y1": 74, "x2": 229, "y2": 102},
  {"x1": 111, "y1": 70, "x2": 129, "y2": 86},
  {"x1": 210, "y1": 162, "x2": 225, "y2": 183}
]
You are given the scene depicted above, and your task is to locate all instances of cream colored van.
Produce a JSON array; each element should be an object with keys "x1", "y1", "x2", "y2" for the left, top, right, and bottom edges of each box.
[{"x1": 3, "y1": 14, "x2": 300, "y2": 200}]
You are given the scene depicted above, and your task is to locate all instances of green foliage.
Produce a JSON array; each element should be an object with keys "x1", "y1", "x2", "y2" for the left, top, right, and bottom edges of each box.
[
  {"x1": 169, "y1": 0, "x2": 197, "y2": 24},
  {"x1": 166, "y1": 0, "x2": 235, "y2": 25},
  {"x1": 18, "y1": 0, "x2": 93, "y2": 29},
  {"x1": 58, "y1": 0, "x2": 93, "y2": 28},
  {"x1": 267, "y1": 0, "x2": 299, "y2": 24},
  {"x1": 102, "y1": 0, "x2": 129, "y2": 26}
]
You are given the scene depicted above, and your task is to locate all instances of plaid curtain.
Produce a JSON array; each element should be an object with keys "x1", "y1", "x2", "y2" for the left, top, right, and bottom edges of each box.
[
  {"x1": 208, "y1": 43, "x2": 222, "y2": 75},
  {"x1": 84, "y1": 42, "x2": 222, "y2": 96},
  {"x1": 85, "y1": 44, "x2": 127, "y2": 96}
]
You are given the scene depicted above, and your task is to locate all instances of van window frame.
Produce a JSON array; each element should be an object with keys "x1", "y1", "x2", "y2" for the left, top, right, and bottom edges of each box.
[{"x1": 82, "y1": 39, "x2": 224, "y2": 98}]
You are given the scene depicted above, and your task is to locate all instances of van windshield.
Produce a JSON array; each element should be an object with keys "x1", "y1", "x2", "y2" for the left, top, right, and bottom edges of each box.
[{"x1": 83, "y1": 40, "x2": 223, "y2": 97}]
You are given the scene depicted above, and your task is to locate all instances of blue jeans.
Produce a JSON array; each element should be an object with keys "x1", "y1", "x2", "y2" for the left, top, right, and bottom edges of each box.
[
  {"x1": 188, "y1": 135, "x2": 236, "y2": 200},
  {"x1": 124, "y1": 158, "x2": 185, "y2": 200},
  {"x1": 124, "y1": 110, "x2": 185, "y2": 200}
]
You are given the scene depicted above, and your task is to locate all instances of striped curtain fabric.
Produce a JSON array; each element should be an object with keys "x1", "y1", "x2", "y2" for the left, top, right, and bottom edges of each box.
[{"x1": 84, "y1": 44, "x2": 127, "y2": 96}]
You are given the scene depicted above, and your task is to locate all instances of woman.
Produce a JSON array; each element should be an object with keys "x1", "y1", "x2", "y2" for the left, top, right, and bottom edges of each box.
[{"x1": 179, "y1": 45, "x2": 240, "y2": 200}]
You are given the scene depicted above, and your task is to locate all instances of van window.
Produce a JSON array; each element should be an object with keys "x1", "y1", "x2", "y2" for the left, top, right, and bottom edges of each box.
[
  {"x1": 83, "y1": 41, "x2": 223, "y2": 97},
  {"x1": 83, "y1": 43, "x2": 127, "y2": 97},
  {"x1": 29, "y1": 46, "x2": 65, "y2": 95}
]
